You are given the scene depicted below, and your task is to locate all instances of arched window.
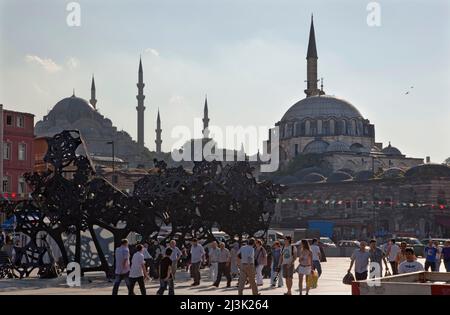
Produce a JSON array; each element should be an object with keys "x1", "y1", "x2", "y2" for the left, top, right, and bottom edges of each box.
[
  {"x1": 329, "y1": 119, "x2": 335, "y2": 135},
  {"x1": 351, "y1": 120, "x2": 357, "y2": 136},
  {"x1": 294, "y1": 122, "x2": 300, "y2": 136},
  {"x1": 311, "y1": 120, "x2": 317, "y2": 135},
  {"x1": 341, "y1": 120, "x2": 347, "y2": 135},
  {"x1": 285, "y1": 124, "x2": 290, "y2": 137},
  {"x1": 357, "y1": 121, "x2": 363, "y2": 136},
  {"x1": 317, "y1": 120, "x2": 323, "y2": 135},
  {"x1": 300, "y1": 121, "x2": 306, "y2": 135},
  {"x1": 323, "y1": 120, "x2": 330, "y2": 135},
  {"x1": 305, "y1": 120, "x2": 311, "y2": 136}
]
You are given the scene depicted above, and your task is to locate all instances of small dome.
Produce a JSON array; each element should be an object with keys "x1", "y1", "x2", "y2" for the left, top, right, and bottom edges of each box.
[
  {"x1": 354, "y1": 170, "x2": 374, "y2": 181},
  {"x1": 303, "y1": 140, "x2": 329, "y2": 154},
  {"x1": 350, "y1": 143, "x2": 370, "y2": 153},
  {"x1": 326, "y1": 171, "x2": 353, "y2": 183},
  {"x1": 327, "y1": 141, "x2": 350, "y2": 153},
  {"x1": 278, "y1": 175, "x2": 300, "y2": 185},
  {"x1": 293, "y1": 167, "x2": 326, "y2": 179},
  {"x1": 301, "y1": 173, "x2": 326, "y2": 184},
  {"x1": 337, "y1": 168, "x2": 355, "y2": 176},
  {"x1": 405, "y1": 164, "x2": 450, "y2": 178},
  {"x1": 281, "y1": 95, "x2": 363, "y2": 122},
  {"x1": 382, "y1": 143, "x2": 402, "y2": 156},
  {"x1": 381, "y1": 167, "x2": 405, "y2": 179}
]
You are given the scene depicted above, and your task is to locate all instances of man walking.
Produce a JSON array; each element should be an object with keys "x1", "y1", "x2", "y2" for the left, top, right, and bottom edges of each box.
[
  {"x1": 237, "y1": 239, "x2": 258, "y2": 295},
  {"x1": 424, "y1": 240, "x2": 437, "y2": 271},
  {"x1": 310, "y1": 239, "x2": 322, "y2": 277},
  {"x1": 208, "y1": 241, "x2": 220, "y2": 282},
  {"x1": 279, "y1": 236, "x2": 296, "y2": 295},
  {"x1": 129, "y1": 244, "x2": 149, "y2": 295},
  {"x1": 386, "y1": 239, "x2": 401, "y2": 275},
  {"x1": 167, "y1": 240, "x2": 182, "y2": 279},
  {"x1": 112, "y1": 239, "x2": 131, "y2": 295},
  {"x1": 157, "y1": 248, "x2": 175, "y2": 295},
  {"x1": 270, "y1": 241, "x2": 283, "y2": 288},
  {"x1": 348, "y1": 241, "x2": 370, "y2": 280},
  {"x1": 213, "y1": 242, "x2": 232, "y2": 288},
  {"x1": 368, "y1": 239, "x2": 389, "y2": 278},
  {"x1": 190, "y1": 238, "x2": 205, "y2": 286}
]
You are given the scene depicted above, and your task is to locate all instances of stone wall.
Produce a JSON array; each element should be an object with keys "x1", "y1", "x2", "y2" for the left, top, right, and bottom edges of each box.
[{"x1": 274, "y1": 176, "x2": 450, "y2": 240}]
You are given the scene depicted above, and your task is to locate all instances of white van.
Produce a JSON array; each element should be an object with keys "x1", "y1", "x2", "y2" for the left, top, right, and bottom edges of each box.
[{"x1": 254, "y1": 229, "x2": 284, "y2": 246}]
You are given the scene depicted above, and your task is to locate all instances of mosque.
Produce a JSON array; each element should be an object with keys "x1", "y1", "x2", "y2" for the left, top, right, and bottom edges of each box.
[
  {"x1": 272, "y1": 16, "x2": 423, "y2": 178},
  {"x1": 34, "y1": 59, "x2": 163, "y2": 168}
]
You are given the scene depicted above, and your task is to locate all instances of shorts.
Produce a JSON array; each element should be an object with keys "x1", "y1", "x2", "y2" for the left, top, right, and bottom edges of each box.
[
  {"x1": 297, "y1": 265, "x2": 311, "y2": 275},
  {"x1": 282, "y1": 264, "x2": 294, "y2": 278}
]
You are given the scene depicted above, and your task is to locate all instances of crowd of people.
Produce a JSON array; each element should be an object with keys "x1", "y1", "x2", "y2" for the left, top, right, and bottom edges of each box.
[
  {"x1": 5, "y1": 227, "x2": 449, "y2": 295},
  {"x1": 111, "y1": 235, "x2": 325, "y2": 295},
  {"x1": 347, "y1": 238, "x2": 450, "y2": 282}
]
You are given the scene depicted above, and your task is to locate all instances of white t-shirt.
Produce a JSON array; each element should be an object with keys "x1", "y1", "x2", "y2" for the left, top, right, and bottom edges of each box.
[
  {"x1": 311, "y1": 245, "x2": 321, "y2": 261},
  {"x1": 130, "y1": 251, "x2": 145, "y2": 278},
  {"x1": 387, "y1": 244, "x2": 400, "y2": 262},
  {"x1": 398, "y1": 260, "x2": 424, "y2": 274},
  {"x1": 281, "y1": 245, "x2": 297, "y2": 265}
]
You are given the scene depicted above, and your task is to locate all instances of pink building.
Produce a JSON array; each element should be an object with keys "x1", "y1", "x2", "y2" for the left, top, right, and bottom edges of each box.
[{"x1": 2, "y1": 108, "x2": 35, "y2": 200}]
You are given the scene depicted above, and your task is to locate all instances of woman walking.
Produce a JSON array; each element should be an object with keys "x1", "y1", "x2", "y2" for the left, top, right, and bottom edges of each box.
[
  {"x1": 297, "y1": 239, "x2": 312, "y2": 295},
  {"x1": 255, "y1": 239, "x2": 267, "y2": 286}
]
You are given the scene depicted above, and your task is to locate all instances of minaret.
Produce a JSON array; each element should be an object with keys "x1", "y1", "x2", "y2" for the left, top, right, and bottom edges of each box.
[
  {"x1": 155, "y1": 109, "x2": 162, "y2": 154},
  {"x1": 90, "y1": 75, "x2": 97, "y2": 109},
  {"x1": 136, "y1": 57, "x2": 146, "y2": 148},
  {"x1": 304, "y1": 15, "x2": 324, "y2": 97},
  {"x1": 202, "y1": 95, "x2": 210, "y2": 138}
]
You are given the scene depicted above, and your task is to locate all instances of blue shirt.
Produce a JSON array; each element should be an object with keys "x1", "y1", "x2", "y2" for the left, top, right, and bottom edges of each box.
[
  {"x1": 425, "y1": 246, "x2": 437, "y2": 262},
  {"x1": 272, "y1": 248, "x2": 282, "y2": 267},
  {"x1": 115, "y1": 246, "x2": 130, "y2": 275},
  {"x1": 442, "y1": 247, "x2": 450, "y2": 262},
  {"x1": 238, "y1": 245, "x2": 255, "y2": 265}
]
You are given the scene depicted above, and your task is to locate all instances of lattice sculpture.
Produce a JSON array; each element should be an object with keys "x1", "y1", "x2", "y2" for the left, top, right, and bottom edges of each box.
[{"x1": 1, "y1": 130, "x2": 284, "y2": 278}]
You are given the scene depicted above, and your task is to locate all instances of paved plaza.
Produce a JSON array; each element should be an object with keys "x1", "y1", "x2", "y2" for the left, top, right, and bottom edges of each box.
[
  {"x1": 0, "y1": 257, "x2": 435, "y2": 295},
  {"x1": 0, "y1": 258, "x2": 353, "y2": 295}
]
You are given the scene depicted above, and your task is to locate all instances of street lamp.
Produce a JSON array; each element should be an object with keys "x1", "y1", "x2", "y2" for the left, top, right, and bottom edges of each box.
[{"x1": 106, "y1": 141, "x2": 115, "y2": 181}]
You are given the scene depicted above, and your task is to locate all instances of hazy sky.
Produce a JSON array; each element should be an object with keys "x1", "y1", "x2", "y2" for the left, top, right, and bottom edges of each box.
[{"x1": 1, "y1": 0, "x2": 449, "y2": 162}]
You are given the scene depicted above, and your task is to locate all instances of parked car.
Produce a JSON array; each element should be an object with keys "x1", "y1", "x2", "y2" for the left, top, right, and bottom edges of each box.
[
  {"x1": 337, "y1": 240, "x2": 370, "y2": 251},
  {"x1": 320, "y1": 237, "x2": 336, "y2": 248},
  {"x1": 420, "y1": 238, "x2": 448, "y2": 247},
  {"x1": 337, "y1": 240, "x2": 361, "y2": 248}
]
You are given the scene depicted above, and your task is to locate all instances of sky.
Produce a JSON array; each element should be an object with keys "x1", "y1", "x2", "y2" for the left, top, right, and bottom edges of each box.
[{"x1": 0, "y1": 0, "x2": 449, "y2": 162}]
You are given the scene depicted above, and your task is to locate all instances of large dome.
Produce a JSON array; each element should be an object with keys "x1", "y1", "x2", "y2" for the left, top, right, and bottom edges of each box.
[
  {"x1": 281, "y1": 95, "x2": 363, "y2": 122},
  {"x1": 46, "y1": 95, "x2": 96, "y2": 123}
]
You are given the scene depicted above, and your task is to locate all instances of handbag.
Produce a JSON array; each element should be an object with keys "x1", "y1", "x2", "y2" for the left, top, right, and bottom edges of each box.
[
  {"x1": 342, "y1": 271, "x2": 355, "y2": 285},
  {"x1": 307, "y1": 270, "x2": 318, "y2": 289}
]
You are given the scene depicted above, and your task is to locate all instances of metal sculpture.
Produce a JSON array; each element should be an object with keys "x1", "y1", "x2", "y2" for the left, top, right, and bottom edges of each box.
[{"x1": 0, "y1": 130, "x2": 284, "y2": 278}]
